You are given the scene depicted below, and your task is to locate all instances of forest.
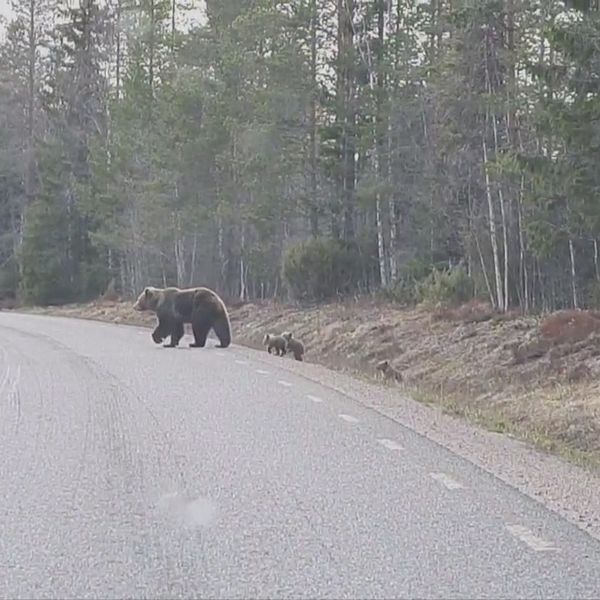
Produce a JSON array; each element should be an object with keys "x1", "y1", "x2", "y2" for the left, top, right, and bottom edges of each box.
[{"x1": 0, "y1": 0, "x2": 599, "y2": 312}]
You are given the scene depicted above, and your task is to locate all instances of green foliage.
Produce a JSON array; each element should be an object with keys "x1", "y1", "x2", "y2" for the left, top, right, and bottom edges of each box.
[
  {"x1": 282, "y1": 237, "x2": 366, "y2": 302},
  {"x1": 380, "y1": 258, "x2": 436, "y2": 305},
  {"x1": 0, "y1": 257, "x2": 19, "y2": 299},
  {"x1": 4, "y1": 0, "x2": 600, "y2": 313},
  {"x1": 415, "y1": 266, "x2": 475, "y2": 308},
  {"x1": 19, "y1": 200, "x2": 73, "y2": 305}
]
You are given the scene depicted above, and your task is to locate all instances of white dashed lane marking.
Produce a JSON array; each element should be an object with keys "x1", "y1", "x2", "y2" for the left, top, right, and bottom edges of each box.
[
  {"x1": 307, "y1": 394, "x2": 324, "y2": 403},
  {"x1": 277, "y1": 380, "x2": 292, "y2": 388},
  {"x1": 338, "y1": 414, "x2": 359, "y2": 423},
  {"x1": 429, "y1": 472, "x2": 464, "y2": 490},
  {"x1": 505, "y1": 525, "x2": 558, "y2": 552},
  {"x1": 377, "y1": 438, "x2": 404, "y2": 451},
  {"x1": 215, "y1": 351, "x2": 226, "y2": 357},
  {"x1": 255, "y1": 369, "x2": 270, "y2": 375},
  {"x1": 234, "y1": 359, "x2": 248, "y2": 365}
]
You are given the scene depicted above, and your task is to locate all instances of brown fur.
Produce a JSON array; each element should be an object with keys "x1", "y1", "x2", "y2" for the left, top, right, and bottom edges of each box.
[
  {"x1": 263, "y1": 333, "x2": 287, "y2": 356},
  {"x1": 281, "y1": 332, "x2": 304, "y2": 361},
  {"x1": 133, "y1": 286, "x2": 231, "y2": 348},
  {"x1": 375, "y1": 359, "x2": 402, "y2": 382}
]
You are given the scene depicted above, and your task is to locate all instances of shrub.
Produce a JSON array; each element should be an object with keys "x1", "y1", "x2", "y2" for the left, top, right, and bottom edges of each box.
[
  {"x1": 282, "y1": 237, "x2": 364, "y2": 302},
  {"x1": 415, "y1": 266, "x2": 474, "y2": 307},
  {"x1": 379, "y1": 280, "x2": 418, "y2": 305},
  {"x1": 380, "y1": 258, "x2": 436, "y2": 305}
]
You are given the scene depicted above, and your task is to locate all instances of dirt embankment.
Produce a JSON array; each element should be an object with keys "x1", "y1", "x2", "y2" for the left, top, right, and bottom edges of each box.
[{"x1": 17, "y1": 298, "x2": 600, "y2": 468}]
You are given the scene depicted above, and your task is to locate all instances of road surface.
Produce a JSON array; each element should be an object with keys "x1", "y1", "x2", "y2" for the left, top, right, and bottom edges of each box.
[{"x1": 1, "y1": 311, "x2": 600, "y2": 599}]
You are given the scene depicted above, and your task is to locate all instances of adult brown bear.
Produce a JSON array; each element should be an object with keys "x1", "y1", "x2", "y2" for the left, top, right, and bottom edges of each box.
[{"x1": 133, "y1": 286, "x2": 231, "y2": 349}]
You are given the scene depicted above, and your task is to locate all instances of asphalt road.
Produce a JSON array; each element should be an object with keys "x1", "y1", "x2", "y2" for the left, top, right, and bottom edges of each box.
[{"x1": 1, "y1": 312, "x2": 600, "y2": 599}]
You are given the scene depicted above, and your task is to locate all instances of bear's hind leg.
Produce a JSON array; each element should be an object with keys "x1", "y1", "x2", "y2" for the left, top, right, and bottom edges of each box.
[
  {"x1": 190, "y1": 318, "x2": 211, "y2": 348},
  {"x1": 212, "y1": 315, "x2": 231, "y2": 348}
]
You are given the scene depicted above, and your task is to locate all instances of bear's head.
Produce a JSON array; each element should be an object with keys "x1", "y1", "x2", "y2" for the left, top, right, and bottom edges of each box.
[
  {"x1": 376, "y1": 359, "x2": 390, "y2": 372},
  {"x1": 133, "y1": 286, "x2": 161, "y2": 312}
]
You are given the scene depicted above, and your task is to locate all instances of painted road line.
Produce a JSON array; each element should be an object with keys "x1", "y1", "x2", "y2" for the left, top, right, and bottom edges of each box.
[
  {"x1": 338, "y1": 414, "x2": 359, "y2": 424},
  {"x1": 256, "y1": 369, "x2": 270, "y2": 375},
  {"x1": 377, "y1": 438, "x2": 404, "y2": 451},
  {"x1": 429, "y1": 472, "x2": 464, "y2": 490},
  {"x1": 505, "y1": 525, "x2": 557, "y2": 552},
  {"x1": 307, "y1": 394, "x2": 324, "y2": 403},
  {"x1": 234, "y1": 359, "x2": 248, "y2": 365},
  {"x1": 278, "y1": 380, "x2": 293, "y2": 388}
]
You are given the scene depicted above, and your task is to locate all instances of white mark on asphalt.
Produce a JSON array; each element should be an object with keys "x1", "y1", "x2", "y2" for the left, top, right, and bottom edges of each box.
[
  {"x1": 377, "y1": 438, "x2": 404, "y2": 451},
  {"x1": 235, "y1": 359, "x2": 248, "y2": 365},
  {"x1": 338, "y1": 413, "x2": 359, "y2": 423},
  {"x1": 215, "y1": 351, "x2": 226, "y2": 357},
  {"x1": 278, "y1": 380, "x2": 292, "y2": 387},
  {"x1": 307, "y1": 394, "x2": 324, "y2": 403},
  {"x1": 505, "y1": 525, "x2": 557, "y2": 552},
  {"x1": 158, "y1": 492, "x2": 218, "y2": 529},
  {"x1": 256, "y1": 369, "x2": 270, "y2": 375},
  {"x1": 185, "y1": 497, "x2": 218, "y2": 528},
  {"x1": 429, "y1": 472, "x2": 464, "y2": 490}
]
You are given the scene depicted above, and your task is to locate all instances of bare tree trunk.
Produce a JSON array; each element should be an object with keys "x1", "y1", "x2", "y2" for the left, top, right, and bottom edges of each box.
[
  {"x1": 389, "y1": 199, "x2": 398, "y2": 283},
  {"x1": 239, "y1": 224, "x2": 246, "y2": 301},
  {"x1": 569, "y1": 238, "x2": 578, "y2": 309},
  {"x1": 308, "y1": 0, "x2": 319, "y2": 237},
  {"x1": 376, "y1": 0, "x2": 388, "y2": 287},
  {"x1": 119, "y1": 258, "x2": 127, "y2": 297},
  {"x1": 337, "y1": 0, "x2": 356, "y2": 240},
  {"x1": 149, "y1": 0, "x2": 155, "y2": 97},
  {"x1": 594, "y1": 239, "x2": 600, "y2": 282},
  {"x1": 128, "y1": 256, "x2": 135, "y2": 297},
  {"x1": 172, "y1": 179, "x2": 186, "y2": 285},
  {"x1": 115, "y1": 0, "x2": 122, "y2": 100},
  {"x1": 356, "y1": 0, "x2": 387, "y2": 286},
  {"x1": 25, "y1": 0, "x2": 37, "y2": 216},
  {"x1": 490, "y1": 114, "x2": 509, "y2": 311},
  {"x1": 174, "y1": 235, "x2": 185, "y2": 286},
  {"x1": 482, "y1": 132, "x2": 504, "y2": 310},
  {"x1": 188, "y1": 233, "x2": 198, "y2": 286},
  {"x1": 475, "y1": 231, "x2": 495, "y2": 306},
  {"x1": 517, "y1": 176, "x2": 529, "y2": 312},
  {"x1": 171, "y1": 0, "x2": 176, "y2": 50},
  {"x1": 375, "y1": 197, "x2": 387, "y2": 286}
]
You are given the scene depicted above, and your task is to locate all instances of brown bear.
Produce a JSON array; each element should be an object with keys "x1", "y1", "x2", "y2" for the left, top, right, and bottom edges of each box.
[
  {"x1": 281, "y1": 331, "x2": 304, "y2": 361},
  {"x1": 375, "y1": 359, "x2": 402, "y2": 382},
  {"x1": 263, "y1": 333, "x2": 287, "y2": 356},
  {"x1": 133, "y1": 286, "x2": 231, "y2": 349}
]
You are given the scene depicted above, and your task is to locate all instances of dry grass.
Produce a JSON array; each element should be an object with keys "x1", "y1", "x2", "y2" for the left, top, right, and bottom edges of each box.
[
  {"x1": 540, "y1": 310, "x2": 600, "y2": 344},
  {"x1": 16, "y1": 297, "x2": 600, "y2": 468}
]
